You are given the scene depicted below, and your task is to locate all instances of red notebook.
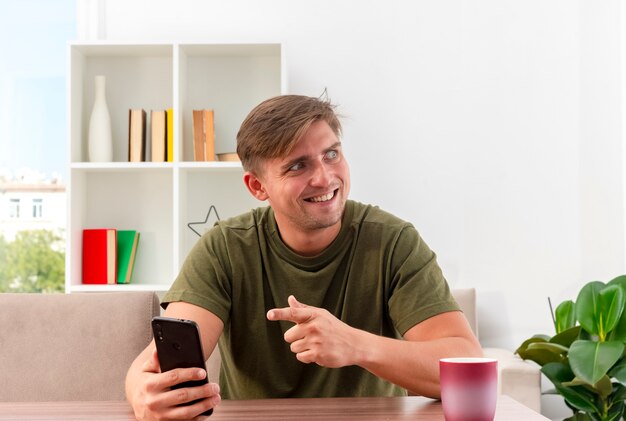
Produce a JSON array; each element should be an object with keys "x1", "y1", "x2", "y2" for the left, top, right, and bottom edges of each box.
[{"x1": 82, "y1": 229, "x2": 117, "y2": 284}]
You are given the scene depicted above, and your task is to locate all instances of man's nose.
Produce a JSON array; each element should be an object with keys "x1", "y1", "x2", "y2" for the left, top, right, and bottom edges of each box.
[{"x1": 310, "y1": 163, "x2": 332, "y2": 186}]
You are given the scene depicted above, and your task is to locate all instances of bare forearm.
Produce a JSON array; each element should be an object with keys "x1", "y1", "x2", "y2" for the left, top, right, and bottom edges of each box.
[{"x1": 350, "y1": 329, "x2": 483, "y2": 398}]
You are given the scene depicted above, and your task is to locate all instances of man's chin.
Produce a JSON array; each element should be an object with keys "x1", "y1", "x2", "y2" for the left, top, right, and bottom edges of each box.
[
  {"x1": 302, "y1": 210, "x2": 344, "y2": 231},
  {"x1": 298, "y1": 197, "x2": 346, "y2": 229}
]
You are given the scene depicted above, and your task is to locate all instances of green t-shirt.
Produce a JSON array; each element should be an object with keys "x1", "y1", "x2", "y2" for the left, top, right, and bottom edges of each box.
[{"x1": 163, "y1": 200, "x2": 459, "y2": 399}]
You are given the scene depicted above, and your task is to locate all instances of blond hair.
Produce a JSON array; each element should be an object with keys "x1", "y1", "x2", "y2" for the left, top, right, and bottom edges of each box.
[{"x1": 236, "y1": 95, "x2": 342, "y2": 174}]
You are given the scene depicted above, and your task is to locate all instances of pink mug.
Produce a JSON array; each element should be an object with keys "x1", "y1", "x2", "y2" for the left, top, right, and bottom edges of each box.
[{"x1": 439, "y1": 357, "x2": 498, "y2": 421}]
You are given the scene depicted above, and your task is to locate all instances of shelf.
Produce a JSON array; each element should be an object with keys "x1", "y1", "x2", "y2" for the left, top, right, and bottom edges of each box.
[
  {"x1": 66, "y1": 42, "x2": 284, "y2": 293},
  {"x1": 70, "y1": 162, "x2": 175, "y2": 171},
  {"x1": 70, "y1": 44, "x2": 173, "y2": 164},
  {"x1": 178, "y1": 161, "x2": 243, "y2": 170},
  {"x1": 71, "y1": 162, "x2": 242, "y2": 171},
  {"x1": 179, "y1": 43, "x2": 282, "y2": 162},
  {"x1": 69, "y1": 283, "x2": 170, "y2": 293}
]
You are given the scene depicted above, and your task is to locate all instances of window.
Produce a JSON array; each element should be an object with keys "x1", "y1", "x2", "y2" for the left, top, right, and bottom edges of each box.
[
  {"x1": 0, "y1": 1, "x2": 75, "y2": 293},
  {"x1": 9, "y1": 199, "x2": 20, "y2": 219},
  {"x1": 0, "y1": 1, "x2": 75, "y2": 181},
  {"x1": 32, "y1": 198, "x2": 43, "y2": 218}
]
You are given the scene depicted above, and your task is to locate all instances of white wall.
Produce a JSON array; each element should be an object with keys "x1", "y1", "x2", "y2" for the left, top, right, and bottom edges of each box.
[{"x1": 83, "y1": 0, "x2": 624, "y2": 351}]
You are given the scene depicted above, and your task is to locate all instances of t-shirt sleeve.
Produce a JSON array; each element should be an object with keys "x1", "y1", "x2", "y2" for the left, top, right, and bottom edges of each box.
[
  {"x1": 161, "y1": 224, "x2": 232, "y2": 325},
  {"x1": 387, "y1": 225, "x2": 460, "y2": 335}
]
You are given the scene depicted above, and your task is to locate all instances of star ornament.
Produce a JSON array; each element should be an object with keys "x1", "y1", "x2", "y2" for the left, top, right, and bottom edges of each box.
[{"x1": 187, "y1": 205, "x2": 221, "y2": 237}]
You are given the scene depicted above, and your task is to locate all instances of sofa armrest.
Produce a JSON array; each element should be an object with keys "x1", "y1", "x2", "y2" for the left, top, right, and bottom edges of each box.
[
  {"x1": 483, "y1": 347, "x2": 541, "y2": 413},
  {"x1": 0, "y1": 292, "x2": 160, "y2": 402}
]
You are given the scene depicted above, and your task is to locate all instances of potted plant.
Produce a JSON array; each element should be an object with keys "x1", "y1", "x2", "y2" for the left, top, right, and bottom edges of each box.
[{"x1": 516, "y1": 275, "x2": 626, "y2": 421}]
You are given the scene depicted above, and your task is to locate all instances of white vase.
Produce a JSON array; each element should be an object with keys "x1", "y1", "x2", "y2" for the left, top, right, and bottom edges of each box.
[{"x1": 88, "y1": 75, "x2": 113, "y2": 162}]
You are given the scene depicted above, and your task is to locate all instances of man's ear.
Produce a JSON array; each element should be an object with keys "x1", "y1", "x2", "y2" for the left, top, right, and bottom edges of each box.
[{"x1": 243, "y1": 171, "x2": 269, "y2": 201}]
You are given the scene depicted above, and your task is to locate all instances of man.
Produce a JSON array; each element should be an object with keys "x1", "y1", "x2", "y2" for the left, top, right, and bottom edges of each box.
[{"x1": 125, "y1": 95, "x2": 482, "y2": 420}]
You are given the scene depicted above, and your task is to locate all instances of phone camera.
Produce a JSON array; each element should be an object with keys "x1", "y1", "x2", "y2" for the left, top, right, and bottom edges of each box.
[{"x1": 154, "y1": 323, "x2": 163, "y2": 341}]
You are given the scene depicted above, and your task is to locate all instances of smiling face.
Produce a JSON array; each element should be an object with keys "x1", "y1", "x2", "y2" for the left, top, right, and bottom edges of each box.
[{"x1": 244, "y1": 120, "x2": 351, "y2": 253}]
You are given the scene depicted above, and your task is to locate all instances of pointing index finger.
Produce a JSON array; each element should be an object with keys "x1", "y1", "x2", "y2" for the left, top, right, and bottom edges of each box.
[{"x1": 267, "y1": 306, "x2": 313, "y2": 324}]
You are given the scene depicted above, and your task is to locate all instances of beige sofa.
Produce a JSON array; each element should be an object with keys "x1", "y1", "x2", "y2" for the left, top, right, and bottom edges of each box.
[
  {"x1": 0, "y1": 292, "x2": 159, "y2": 401},
  {"x1": 0, "y1": 289, "x2": 540, "y2": 412}
]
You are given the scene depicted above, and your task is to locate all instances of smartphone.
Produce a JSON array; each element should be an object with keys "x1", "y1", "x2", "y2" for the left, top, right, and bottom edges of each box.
[{"x1": 151, "y1": 316, "x2": 213, "y2": 416}]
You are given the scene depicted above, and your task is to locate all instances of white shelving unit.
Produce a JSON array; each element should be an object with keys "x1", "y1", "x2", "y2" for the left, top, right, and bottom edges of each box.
[{"x1": 67, "y1": 42, "x2": 286, "y2": 292}]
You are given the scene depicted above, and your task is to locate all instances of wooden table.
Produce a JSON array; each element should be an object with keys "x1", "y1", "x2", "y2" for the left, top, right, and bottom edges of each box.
[{"x1": 0, "y1": 395, "x2": 548, "y2": 420}]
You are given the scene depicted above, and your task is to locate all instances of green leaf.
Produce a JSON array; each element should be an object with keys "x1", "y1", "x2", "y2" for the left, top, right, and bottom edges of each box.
[
  {"x1": 575, "y1": 283, "x2": 625, "y2": 340},
  {"x1": 564, "y1": 414, "x2": 594, "y2": 421},
  {"x1": 541, "y1": 362, "x2": 599, "y2": 414},
  {"x1": 608, "y1": 308, "x2": 626, "y2": 342},
  {"x1": 592, "y1": 375, "x2": 612, "y2": 399},
  {"x1": 579, "y1": 329, "x2": 593, "y2": 341},
  {"x1": 576, "y1": 281, "x2": 606, "y2": 336},
  {"x1": 551, "y1": 326, "x2": 582, "y2": 348},
  {"x1": 598, "y1": 285, "x2": 625, "y2": 336},
  {"x1": 518, "y1": 342, "x2": 566, "y2": 366},
  {"x1": 609, "y1": 383, "x2": 626, "y2": 406},
  {"x1": 528, "y1": 342, "x2": 569, "y2": 353},
  {"x1": 515, "y1": 335, "x2": 549, "y2": 355},
  {"x1": 569, "y1": 340, "x2": 624, "y2": 385},
  {"x1": 607, "y1": 275, "x2": 626, "y2": 290},
  {"x1": 562, "y1": 375, "x2": 612, "y2": 399},
  {"x1": 564, "y1": 399, "x2": 582, "y2": 416},
  {"x1": 601, "y1": 384, "x2": 626, "y2": 421},
  {"x1": 606, "y1": 398, "x2": 624, "y2": 421},
  {"x1": 592, "y1": 375, "x2": 613, "y2": 399},
  {"x1": 608, "y1": 358, "x2": 626, "y2": 382},
  {"x1": 607, "y1": 277, "x2": 626, "y2": 341},
  {"x1": 607, "y1": 402, "x2": 625, "y2": 421},
  {"x1": 556, "y1": 300, "x2": 577, "y2": 334},
  {"x1": 540, "y1": 361, "x2": 574, "y2": 383},
  {"x1": 517, "y1": 348, "x2": 562, "y2": 366}
]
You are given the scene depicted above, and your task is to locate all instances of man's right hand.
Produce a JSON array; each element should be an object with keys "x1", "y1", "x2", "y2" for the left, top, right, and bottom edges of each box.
[{"x1": 129, "y1": 349, "x2": 221, "y2": 420}]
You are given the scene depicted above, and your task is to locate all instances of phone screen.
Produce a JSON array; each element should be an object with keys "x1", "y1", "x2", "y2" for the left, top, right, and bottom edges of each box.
[{"x1": 151, "y1": 316, "x2": 213, "y2": 416}]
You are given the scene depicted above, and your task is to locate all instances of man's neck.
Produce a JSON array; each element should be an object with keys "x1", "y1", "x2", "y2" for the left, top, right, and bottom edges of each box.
[{"x1": 275, "y1": 220, "x2": 342, "y2": 257}]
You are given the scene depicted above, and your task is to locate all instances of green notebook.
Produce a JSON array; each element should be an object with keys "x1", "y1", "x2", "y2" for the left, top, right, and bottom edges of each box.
[{"x1": 117, "y1": 230, "x2": 140, "y2": 284}]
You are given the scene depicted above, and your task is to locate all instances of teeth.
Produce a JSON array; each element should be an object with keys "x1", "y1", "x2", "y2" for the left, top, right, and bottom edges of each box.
[{"x1": 309, "y1": 191, "x2": 335, "y2": 202}]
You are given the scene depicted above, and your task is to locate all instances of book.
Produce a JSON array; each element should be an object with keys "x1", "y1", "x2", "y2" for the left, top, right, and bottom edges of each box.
[
  {"x1": 116, "y1": 230, "x2": 140, "y2": 284},
  {"x1": 167, "y1": 108, "x2": 173, "y2": 162},
  {"x1": 192, "y1": 110, "x2": 205, "y2": 161},
  {"x1": 203, "y1": 109, "x2": 216, "y2": 161},
  {"x1": 151, "y1": 110, "x2": 167, "y2": 162},
  {"x1": 192, "y1": 109, "x2": 216, "y2": 162},
  {"x1": 82, "y1": 229, "x2": 117, "y2": 284},
  {"x1": 128, "y1": 109, "x2": 147, "y2": 162},
  {"x1": 217, "y1": 152, "x2": 240, "y2": 162}
]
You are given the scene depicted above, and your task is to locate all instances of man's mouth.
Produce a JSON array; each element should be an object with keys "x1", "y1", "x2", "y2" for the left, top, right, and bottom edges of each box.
[{"x1": 305, "y1": 189, "x2": 337, "y2": 203}]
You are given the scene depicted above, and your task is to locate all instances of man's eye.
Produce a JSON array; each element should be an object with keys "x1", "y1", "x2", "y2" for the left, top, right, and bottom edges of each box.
[
  {"x1": 289, "y1": 162, "x2": 304, "y2": 171},
  {"x1": 325, "y1": 150, "x2": 338, "y2": 160}
]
